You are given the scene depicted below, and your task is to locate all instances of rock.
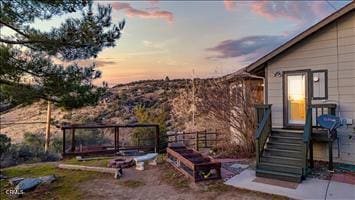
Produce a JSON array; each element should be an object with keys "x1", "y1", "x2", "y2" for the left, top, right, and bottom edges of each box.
[
  {"x1": 108, "y1": 157, "x2": 134, "y2": 168},
  {"x1": 39, "y1": 175, "x2": 56, "y2": 184},
  {"x1": 114, "y1": 168, "x2": 123, "y2": 179},
  {"x1": 15, "y1": 178, "x2": 42, "y2": 192},
  {"x1": 9, "y1": 177, "x2": 24, "y2": 186},
  {"x1": 0, "y1": 174, "x2": 8, "y2": 180},
  {"x1": 76, "y1": 156, "x2": 83, "y2": 161}
]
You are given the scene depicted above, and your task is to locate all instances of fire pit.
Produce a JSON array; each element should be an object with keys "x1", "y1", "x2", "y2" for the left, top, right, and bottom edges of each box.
[{"x1": 108, "y1": 157, "x2": 134, "y2": 168}]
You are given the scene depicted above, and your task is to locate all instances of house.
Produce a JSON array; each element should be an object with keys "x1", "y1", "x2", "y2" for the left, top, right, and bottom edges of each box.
[{"x1": 243, "y1": 2, "x2": 355, "y2": 182}]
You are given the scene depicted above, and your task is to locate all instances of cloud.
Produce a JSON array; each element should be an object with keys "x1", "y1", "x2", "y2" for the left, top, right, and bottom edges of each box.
[
  {"x1": 250, "y1": 1, "x2": 331, "y2": 24},
  {"x1": 224, "y1": 0, "x2": 236, "y2": 11},
  {"x1": 111, "y1": 2, "x2": 173, "y2": 23},
  {"x1": 94, "y1": 60, "x2": 117, "y2": 67},
  {"x1": 149, "y1": 0, "x2": 159, "y2": 5},
  {"x1": 74, "y1": 58, "x2": 119, "y2": 68},
  {"x1": 223, "y1": 1, "x2": 336, "y2": 27},
  {"x1": 206, "y1": 35, "x2": 286, "y2": 62}
]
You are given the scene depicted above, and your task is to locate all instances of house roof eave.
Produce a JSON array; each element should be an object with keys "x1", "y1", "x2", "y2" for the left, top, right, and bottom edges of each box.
[{"x1": 246, "y1": 1, "x2": 355, "y2": 74}]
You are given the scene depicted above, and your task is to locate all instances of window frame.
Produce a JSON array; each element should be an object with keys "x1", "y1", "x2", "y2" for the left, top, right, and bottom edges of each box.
[{"x1": 311, "y1": 70, "x2": 328, "y2": 100}]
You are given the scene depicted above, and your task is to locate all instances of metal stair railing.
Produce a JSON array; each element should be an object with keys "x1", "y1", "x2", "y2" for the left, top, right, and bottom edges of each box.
[{"x1": 255, "y1": 104, "x2": 272, "y2": 167}]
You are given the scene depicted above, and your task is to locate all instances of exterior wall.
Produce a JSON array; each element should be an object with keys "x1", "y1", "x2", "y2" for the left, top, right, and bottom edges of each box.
[{"x1": 266, "y1": 11, "x2": 355, "y2": 164}]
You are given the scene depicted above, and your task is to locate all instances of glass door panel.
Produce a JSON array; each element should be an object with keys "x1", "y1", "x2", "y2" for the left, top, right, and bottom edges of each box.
[{"x1": 287, "y1": 74, "x2": 306, "y2": 125}]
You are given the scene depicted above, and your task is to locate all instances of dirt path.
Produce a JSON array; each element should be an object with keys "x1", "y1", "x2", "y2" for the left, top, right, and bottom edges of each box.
[{"x1": 79, "y1": 164, "x2": 285, "y2": 200}]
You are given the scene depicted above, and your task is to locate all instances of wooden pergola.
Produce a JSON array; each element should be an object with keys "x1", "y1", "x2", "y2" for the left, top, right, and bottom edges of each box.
[{"x1": 58, "y1": 123, "x2": 160, "y2": 156}]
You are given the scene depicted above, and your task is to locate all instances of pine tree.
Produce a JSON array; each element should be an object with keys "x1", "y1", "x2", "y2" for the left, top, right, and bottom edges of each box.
[{"x1": 0, "y1": 0, "x2": 125, "y2": 109}]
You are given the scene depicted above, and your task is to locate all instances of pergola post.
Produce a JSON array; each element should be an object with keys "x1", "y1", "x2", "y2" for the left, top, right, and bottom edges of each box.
[
  {"x1": 62, "y1": 129, "x2": 66, "y2": 155},
  {"x1": 155, "y1": 125, "x2": 160, "y2": 153},
  {"x1": 71, "y1": 129, "x2": 76, "y2": 152}
]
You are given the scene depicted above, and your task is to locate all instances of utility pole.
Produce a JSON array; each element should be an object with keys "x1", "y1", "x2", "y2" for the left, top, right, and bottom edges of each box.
[
  {"x1": 44, "y1": 100, "x2": 51, "y2": 152},
  {"x1": 192, "y1": 69, "x2": 196, "y2": 131}
]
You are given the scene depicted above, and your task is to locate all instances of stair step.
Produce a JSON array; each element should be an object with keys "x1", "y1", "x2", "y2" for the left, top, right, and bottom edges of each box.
[
  {"x1": 256, "y1": 169, "x2": 302, "y2": 183},
  {"x1": 272, "y1": 129, "x2": 303, "y2": 134},
  {"x1": 265, "y1": 148, "x2": 303, "y2": 158},
  {"x1": 258, "y1": 162, "x2": 303, "y2": 174},
  {"x1": 271, "y1": 131, "x2": 303, "y2": 138},
  {"x1": 260, "y1": 155, "x2": 303, "y2": 166},
  {"x1": 267, "y1": 142, "x2": 303, "y2": 151},
  {"x1": 269, "y1": 135, "x2": 303, "y2": 144}
]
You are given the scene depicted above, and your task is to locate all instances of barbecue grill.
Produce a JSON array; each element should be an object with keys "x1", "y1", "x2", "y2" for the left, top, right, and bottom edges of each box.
[{"x1": 316, "y1": 114, "x2": 341, "y2": 170}]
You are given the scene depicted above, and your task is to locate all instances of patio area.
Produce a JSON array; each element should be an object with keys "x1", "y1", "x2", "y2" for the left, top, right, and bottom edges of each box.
[{"x1": 225, "y1": 169, "x2": 355, "y2": 200}]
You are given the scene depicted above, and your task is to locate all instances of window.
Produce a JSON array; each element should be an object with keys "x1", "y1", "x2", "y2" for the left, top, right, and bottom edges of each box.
[{"x1": 312, "y1": 70, "x2": 328, "y2": 100}]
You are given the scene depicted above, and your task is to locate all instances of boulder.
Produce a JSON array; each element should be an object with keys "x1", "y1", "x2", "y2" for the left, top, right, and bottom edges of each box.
[
  {"x1": 114, "y1": 168, "x2": 123, "y2": 179},
  {"x1": 15, "y1": 178, "x2": 42, "y2": 192},
  {"x1": 39, "y1": 175, "x2": 56, "y2": 184},
  {"x1": 9, "y1": 177, "x2": 24, "y2": 186},
  {"x1": 0, "y1": 174, "x2": 8, "y2": 180}
]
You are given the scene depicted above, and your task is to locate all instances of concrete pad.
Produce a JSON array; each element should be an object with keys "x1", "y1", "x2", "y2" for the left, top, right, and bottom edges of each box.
[
  {"x1": 214, "y1": 158, "x2": 245, "y2": 163},
  {"x1": 327, "y1": 181, "x2": 355, "y2": 200},
  {"x1": 331, "y1": 173, "x2": 355, "y2": 185},
  {"x1": 225, "y1": 169, "x2": 329, "y2": 199},
  {"x1": 253, "y1": 177, "x2": 298, "y2": 189},
  {"x1": 221, "y1": 168, "x2": 235, "y2": 180},
  {"x1": 230, "y1": 163, "x2": 249, "y2": 170}
]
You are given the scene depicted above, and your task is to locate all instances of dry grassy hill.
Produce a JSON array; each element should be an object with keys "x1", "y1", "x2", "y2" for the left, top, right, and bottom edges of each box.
[{"x1": 0, "y1": 79, "x2": 194, "y2": 143}]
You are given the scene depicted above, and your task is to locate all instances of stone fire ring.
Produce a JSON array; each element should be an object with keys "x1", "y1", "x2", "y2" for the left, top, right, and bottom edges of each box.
[{"x1": 108, "y1": 157, "x2": 134, "y2": 168}]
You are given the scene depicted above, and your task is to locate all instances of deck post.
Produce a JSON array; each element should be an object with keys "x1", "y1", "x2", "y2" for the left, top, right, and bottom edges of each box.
[
  {"x1": 62, "y1": 129, "x2": 66, "y2": 155},
  {"x1": 71, "y1": 128, "x2": 75, "y2": 152},
  {"x1": 309, "y1": 140, "x2": 314, "y2": 168},
  {"x1": 328, "y1": 139, "x2": 333, "y2": 170}
]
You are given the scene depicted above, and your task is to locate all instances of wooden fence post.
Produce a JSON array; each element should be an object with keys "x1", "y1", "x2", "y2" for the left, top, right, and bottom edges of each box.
[
  {"x1": 114, "y1": 127, "x2": 117, "y2": 150},
  {"x1": 44, "y1": 100, "x2": 51, "y2": 152},
  {"x1": 195, "y1": 132, "x2": 199, "y2": 151},
  {"x1": 117, "y1": 127, "x2": 120, "y2": 150},
  {"x1": 204, "y1": 130, "x2": 207, "y2": 148}
]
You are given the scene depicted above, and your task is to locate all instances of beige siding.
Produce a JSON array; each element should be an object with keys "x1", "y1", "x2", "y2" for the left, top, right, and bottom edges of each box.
[{"x1": 266, "y1": 11, "x2": 355, "y2": 164}]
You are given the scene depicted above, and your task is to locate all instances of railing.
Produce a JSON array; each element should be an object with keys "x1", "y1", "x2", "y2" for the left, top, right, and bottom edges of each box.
[
  {"x1": 166, "y1": 130, "x2": 219, "y2": 151},
  {"x1": 255, "y1": 104, "x2": 272, "y2": 166},
  {"x1": 311, "y1": 103, "x2": 337, "y2": 128},
  {"x1": 301, "y1": 103, "x2": 337, "y2": 177},
  {"x1": 303, "y1": 106, "x2": 313, "y2": 176}
]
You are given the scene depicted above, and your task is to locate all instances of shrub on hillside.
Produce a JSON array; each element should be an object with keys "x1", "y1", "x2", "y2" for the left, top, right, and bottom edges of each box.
[
  {"x1": 0, "y1": 134, "x2": 11, "y2": 157},
  {"x1": 132, "y1": 105, "x2": 167, "y2": 149},
  {"x1": 0, "y1": 133, "x2": 61, "y2": 168},
  {"x1": 75, "y1": 129, "x2": 111, "y2": 147}
]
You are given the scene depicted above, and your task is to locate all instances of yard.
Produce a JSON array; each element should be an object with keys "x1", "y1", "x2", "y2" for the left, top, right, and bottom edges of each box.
[{"x1": 0, "y1": 159, "x2": 287, "y2": 200}]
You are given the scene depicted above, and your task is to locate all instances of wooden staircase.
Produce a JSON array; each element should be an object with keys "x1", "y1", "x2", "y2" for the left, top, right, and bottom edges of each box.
[
  {"x1": 256, "y1": 129, "x2": 304, "y2": 182},
  {"x1": 255, "y1": 105, "x2": 312, "y2": 183}
]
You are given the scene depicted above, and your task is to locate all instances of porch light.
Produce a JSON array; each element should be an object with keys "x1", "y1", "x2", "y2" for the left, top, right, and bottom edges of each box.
[{"x1": 272, "y1": 71, "x2": 282, "y2": 77}]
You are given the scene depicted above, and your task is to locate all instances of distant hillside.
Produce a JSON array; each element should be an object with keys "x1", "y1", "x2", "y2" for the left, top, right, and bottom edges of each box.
[{"x1": 0, "y1": 79, "x2": 194, "y2": 143}]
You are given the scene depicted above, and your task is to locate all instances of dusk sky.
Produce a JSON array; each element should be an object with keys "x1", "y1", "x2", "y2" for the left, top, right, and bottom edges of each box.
[{"x1": 14, "y1": 1, "x2": 353, "y2": 85}]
